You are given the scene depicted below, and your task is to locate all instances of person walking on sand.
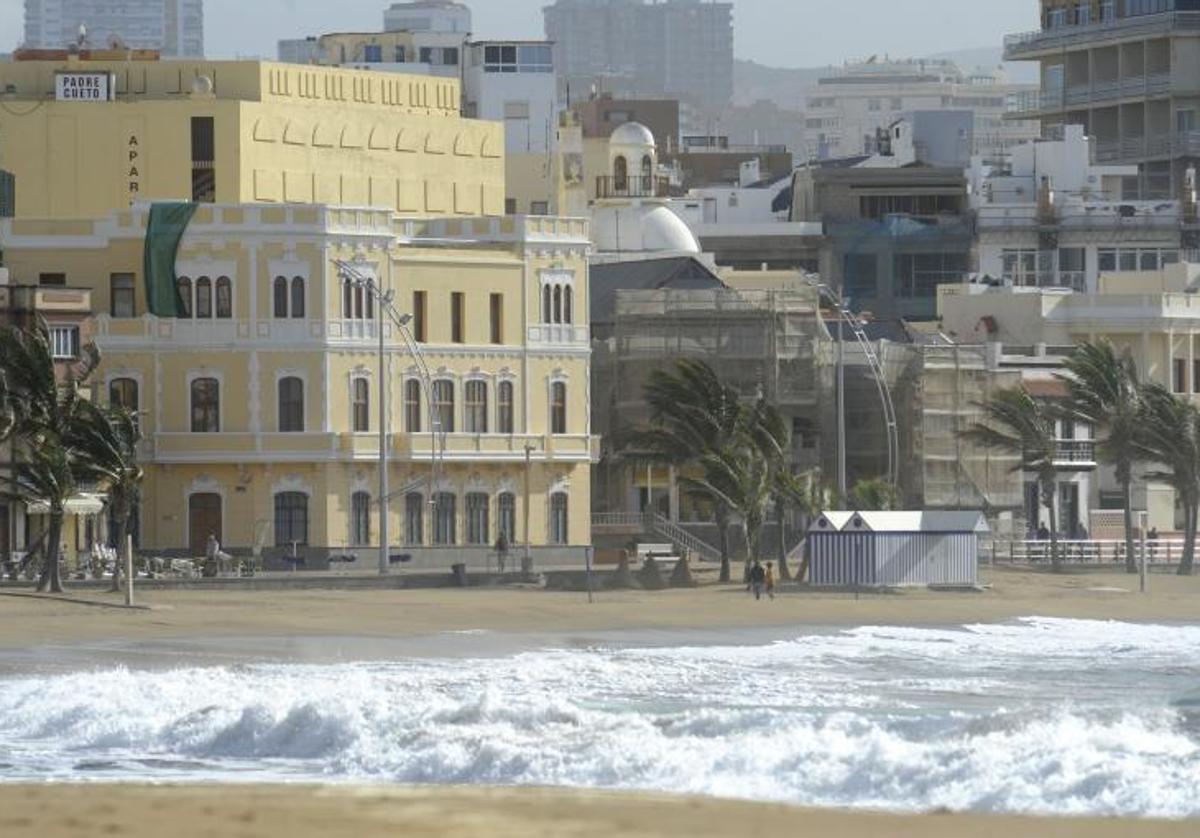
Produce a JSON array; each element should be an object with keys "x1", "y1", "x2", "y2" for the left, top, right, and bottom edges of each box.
[
  {"x1": 750, "y1": 560, "x2": 766, "y2": 601},
  {"x1": 765, "y1": 561, "x2": 776, "y2": 600}
]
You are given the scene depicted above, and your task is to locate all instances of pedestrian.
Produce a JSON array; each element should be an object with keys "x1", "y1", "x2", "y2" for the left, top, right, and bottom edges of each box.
[
  {"x1": 495, "y1": 531, "x2": 509, "y2": 574},
  {"x1": 750, "y1": 560, "x2": 766, "y2": 601},
  {"x1": 765, "y1": 561, "x2": 776, "y2": 600}
]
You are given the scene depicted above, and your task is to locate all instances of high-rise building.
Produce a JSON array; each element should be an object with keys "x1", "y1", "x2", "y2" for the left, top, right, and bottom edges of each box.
[
  {"x1": 802, "y1": 59, "x2": 1039, "y2": 165},
  {"x1": 1004, "y1": 0, "x2": 1200, "y2": 198},
  {"x1": 543, "y1": 0, "x2": 734, "y2": 110},
  {"x1": 22, "y1": 0, "x2": 204, "y2": 57},
  {"x1": 382, "y1": 0, "x2": 472, "y2": 34}
]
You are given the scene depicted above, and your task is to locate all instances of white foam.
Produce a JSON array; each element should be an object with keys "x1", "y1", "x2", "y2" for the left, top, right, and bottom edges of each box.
[{"x1": 0, "y1": 618, "x2": 1197, "y2": 818}]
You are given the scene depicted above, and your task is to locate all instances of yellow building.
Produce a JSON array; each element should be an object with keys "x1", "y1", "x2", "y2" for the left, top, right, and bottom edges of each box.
[
  {"x1": 0, "y1": 205, "x2": 595, "y2": 569},
  {"x1": 0, "y1": 56, "x2": 503, "y2": 220}
]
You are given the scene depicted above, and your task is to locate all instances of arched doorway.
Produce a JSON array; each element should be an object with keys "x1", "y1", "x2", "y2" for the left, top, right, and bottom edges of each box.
[{"x1": 188, "y1": 493, "x2": 222, "y2": 556}]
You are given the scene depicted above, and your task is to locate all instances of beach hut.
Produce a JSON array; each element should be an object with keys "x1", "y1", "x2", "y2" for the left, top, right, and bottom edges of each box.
[{"x1": 808, "y1": 511, "x2": 987, "y2": 587}]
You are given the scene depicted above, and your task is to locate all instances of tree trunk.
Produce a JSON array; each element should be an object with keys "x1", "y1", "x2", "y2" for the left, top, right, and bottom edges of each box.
[
  {"x1": 716, "y1": 513, "x2": 731, "y2": 584},
  {"x1": 775, "y1": 495, "x2": 791, "y2": 581},
  {"x1": 1179, "y1": 495, "x2": 1196, "y2": 576},
  {"x1": 1120, "y1": 468, "x2": 1137, "y2": 575},
  {"x1": 1043, "y1": 479, "x2": 1062, "y2": 573},
  {"x1": 109, "y1": 511, "x2": 127, "y2": 593},
  {"x1": 37, "y1": 510, "x2": 65, "y2": 594}
]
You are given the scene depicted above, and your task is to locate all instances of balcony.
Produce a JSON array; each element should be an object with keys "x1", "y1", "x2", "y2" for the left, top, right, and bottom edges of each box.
[
  {"x1": 595, "y1": 175, "x2": 670, "y2": 200},
  {"x1": 1093, "y1": 130, "x2": 1200, "y2": 163},
  {"x1": 1004, "y1": 12, "x2": 1200, "y2": 60},
  {"x1": 527, "y1": 323, "x2": 589, "y2": 346},
  {"x1": 1055, "y1": 440, "x2": 1097, "y2": 466},
  {"x1": 0, "y1": 284, "x2": 92, "y2": 314}
]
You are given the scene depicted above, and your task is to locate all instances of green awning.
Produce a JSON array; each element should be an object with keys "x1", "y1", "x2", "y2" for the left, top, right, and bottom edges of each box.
[{"x1": 143, "y1": 202, "x2": 198, "y2": 317}]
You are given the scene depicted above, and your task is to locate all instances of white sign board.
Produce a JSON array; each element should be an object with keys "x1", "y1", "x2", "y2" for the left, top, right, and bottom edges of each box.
[{"x1": 55, "y1": 72, "x2": 114, "y2": 102}]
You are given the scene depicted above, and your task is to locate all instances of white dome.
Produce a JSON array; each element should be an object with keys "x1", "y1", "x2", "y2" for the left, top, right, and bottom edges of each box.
[
  {"x1": 609, "y1": 121, "x2": 655, "y2": 148},
  {"x1": 591, "y1": 204, "x2": 701, "y2": 255}
]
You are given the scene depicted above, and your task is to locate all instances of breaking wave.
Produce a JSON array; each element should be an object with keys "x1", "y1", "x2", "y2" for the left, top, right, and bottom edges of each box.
[{"x1": 1, "y1": 617, "x2": 1198, "y2": 818}]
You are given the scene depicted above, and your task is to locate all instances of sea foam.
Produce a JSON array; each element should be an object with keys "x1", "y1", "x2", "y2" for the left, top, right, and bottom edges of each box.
[{"x1": 0, "y1": 618, "x2": 1197, "y2": 818}]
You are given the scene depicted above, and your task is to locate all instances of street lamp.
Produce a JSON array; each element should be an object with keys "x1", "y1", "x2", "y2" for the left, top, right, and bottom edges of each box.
[{"x1": 336, "y1": 259, "x2": 440, "y2": 576}]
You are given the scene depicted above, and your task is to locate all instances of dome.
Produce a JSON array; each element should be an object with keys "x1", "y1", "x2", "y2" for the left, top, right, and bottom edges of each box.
[
  {"x1": 591, "y1": 204, "x2": 701, "y2": 256},
  {"x1": 609, "y1": 121, "x2": 656, "y2": 148}
]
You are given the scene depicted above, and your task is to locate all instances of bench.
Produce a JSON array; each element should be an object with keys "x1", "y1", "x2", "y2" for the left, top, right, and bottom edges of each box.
[{"x1": 636, "y1": 543, "x2": 677, "y2": 561}]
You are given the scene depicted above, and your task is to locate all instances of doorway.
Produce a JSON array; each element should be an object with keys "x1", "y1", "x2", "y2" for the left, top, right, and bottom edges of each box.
[{"x1": 188, "y1": 493, "x2": 222, "y2": 556}]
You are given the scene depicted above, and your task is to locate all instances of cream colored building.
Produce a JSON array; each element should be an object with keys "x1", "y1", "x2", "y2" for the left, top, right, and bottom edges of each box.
[
  {"x1": 0, "y1": 57, "x2": 503, "y2": 221},
  {"x1": 0, "y1": 205, "x2": 594, "y2": 569}
]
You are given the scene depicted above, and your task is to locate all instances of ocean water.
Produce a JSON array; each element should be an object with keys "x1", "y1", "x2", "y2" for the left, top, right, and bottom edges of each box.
[{"x1": 1, "y1": 617, "x2": 1198, "y2": 818}]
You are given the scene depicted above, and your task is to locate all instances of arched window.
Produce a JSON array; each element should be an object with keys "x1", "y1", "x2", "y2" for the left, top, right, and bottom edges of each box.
[
  {"x1": 432, "y1": 380, "x2": 455, "y2": 433},
  {"x1": 109, "y1": 377, "x2": 138, "y2": 412},
  {"x1": 497, "y1": 381, "x2": 514, "y2": 434},
  {"x1": 466, "y1": 492, "x2": 489, "y2": 545},
  {"x1": 215, "y1": 276, "x2": 232, "y2": 318},
  {"x1": 291, "y1": 276, "x2": 305, "y2": 319},
  {"x1": 563, "y1": 286, "x2": 573, "y2": 325},
  {"x1": 278, "y1": 376, "x2": 304, "y2": 432},
  {"x1": 405, "y1": 492, "x2": 425, "y2": 545},
  {"x1": 354, "y1": 285, "x2": 364, "y2": 320},
  {"x1": 641, "y1": 154, "x2": 653, "y2": 181},
  {"x1": 195, "y1": 276, "x2": 212, "y2": 318},
  {"x1": 190, "y1": 377, "x2": 219, "y2": 432},
  {"x1": 405, "y1": 379, "x2": 422, "y2": 433},
  {"x1": 352, "y1": 378, "x2": 370, "y2": 433},
  {"x1": 613, "y1": 155, "x2": 628, "y2": 192},
  {"x1": 273, "y1": 276, "x2": 288, "y2": 318},
  {"x1": 342, "y1": 280, "x2": 354, "y2": 319},
  {"x1": 274, "y1": 492, "x2": 308, "y2": 546},
  {"x1": 550, "y1": 382, "x2": 567, "y2": 435},
  {"x1": 542, "y1": 284, "x2": 553, "y2": 325},
  {"x1": 550, "y1": 492, "x2": 569, "y2": 545},
  {"x1": 177, "y1": 276, "x2": 193, "y2": 318},
  {"x1": 553, "y1": 285, "x2": 562, "y2": 324},
  {"x1": 434, "y1": 492, "x2": 457, "y2": 545},
  {"x1": 498, "y1": 492, "x2": 516, "y2": 542},
  {"x1": 351, "y1": 491, "x2": 371, "y2": 546},
  {"x1": 464, "y1": 380, "x2": 488, "y2": 433}
]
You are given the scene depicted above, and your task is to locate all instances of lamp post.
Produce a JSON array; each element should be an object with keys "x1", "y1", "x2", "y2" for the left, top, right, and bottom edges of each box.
[{"x1": 523, "y1": 441, "x2": 537, "y2": 573}]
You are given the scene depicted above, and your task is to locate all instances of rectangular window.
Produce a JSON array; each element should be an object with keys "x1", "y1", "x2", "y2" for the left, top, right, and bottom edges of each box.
[
  {"x1": 363, "y1": 44, "x2": 383, "y2": 63},
  {"x1": 39, "y1": 272, "x2": 66, "y2": 286},
  {"x1": 274, "y1": 492, "x2": 308, "y2": 547},
  {"x1": 466, "y1": 493, "x2": 489, "y2": 545},
  {"x1": 191, "y1": 116, "x2": 215, "y2": 203},
  {"x1": 109, "y1": 273, "x2": 136, "y2": 317},
  {"x1": 530, "y1": 200, "x2": 548, "y2": 216},
  {"x1": 405, "y1": 492, "x2": 424, "y2": 545},
  {"x1": 498, "y1": 381, "x2": 514, "y2": 434},
  {"x1": 405, "y1": 379, "x2": 422, "y2": 433},
  {"x1": 48, "y1": 325, "x2": 80, "y2": 359},
  {"x1": 1193, "y1": 359, "x2": 1200, "y2": 395},
  {"x1": 351, "y1": 492, "x2": 371, "y2": 546},
  {"x1": 490, "y1": 293, "x2": 503, "y2": 344},
  {"x1": 842, "y1": 254, "x2": 878, "y2": 300},
  {"x1": 451, "y1": 291, "x2": 465, "y2": 343},
  {"x1": 419, "y1": 46, "x2": 433, "y2": 64},
  {"x1": 394, "y1": 45, "x2": 406, "y2": 62},
  {"x1": 0, "y1": 169, "x2": 14, "y2": 218},
  {"x1": 1175, "y1": 358, "x2": 1187, "y2": 394},
  {"x1": 504, "y1": 198, "x2": 517, "y2": 215},
  {"x1": 498, "y1": 493, "x2": 516, "y2": 541},
  {"x1": 433, "y1": 380, "x2": 455, "y2": 433},
  {"x1": 412, "y1": 291, "x2": 427, "y2": 342},
  {"x1": 442, "y1": 47, "x2": 458, "y2": 66},
  {"x1": 549, "y1": 493, "x2": 568, "y2": 545},
  {"x1": 352, "y1": 378, "x2": 370, "y2": 433},
  {"x1": 551, "y1": 382, "x2": 567, "y2": 435},
  {"x1": 434, "y1": 492, "x2": 456, "y2": 545}
]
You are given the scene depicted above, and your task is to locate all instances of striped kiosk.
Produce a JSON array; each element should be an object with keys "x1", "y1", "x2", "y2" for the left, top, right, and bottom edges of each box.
[{"x1": 808, "y1": 511, "x2": 987, "y2": 588}]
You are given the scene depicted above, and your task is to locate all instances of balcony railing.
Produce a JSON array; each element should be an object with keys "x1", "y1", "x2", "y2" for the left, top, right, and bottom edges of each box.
[
  {"x1": 1093, "y1": 130, "x2": 1200, "y2": 163},
  {"x1": 1004, "y1": 12, "x2": 1200, "y2": 59},
  {"x1": 1055, "y1": 439, "x2": 1096, "y2": 464},
  {"x1": 595, "y1": 175, "x2": 670, "y2": 199}
]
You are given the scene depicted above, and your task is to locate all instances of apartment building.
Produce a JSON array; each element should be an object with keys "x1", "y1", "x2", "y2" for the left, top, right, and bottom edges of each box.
[
  {"x1": 0, "y1": 56, "x2": 503, "y2": 220},
  {"x1": 22, "y1": 0, "x2": 203, "y2": 57},
  {"x1": 278, "y1": 30, "x2": 466, "y2": 80},
  {"x1": 802, "y1": 59, "x2": 1040, "y2": 166},
  {"x1": 0, "y1": 208, "x2": 594, "y2": 568},
  {"x1": 974, "y1": 125, "x2": 1200, "y2": 291},
  {"x1": 543, "y1": 0, "x2": 734, "y2": 109},
  {"x1": 1005, "y1": 0, "x2": 1200, "y2": 197}
]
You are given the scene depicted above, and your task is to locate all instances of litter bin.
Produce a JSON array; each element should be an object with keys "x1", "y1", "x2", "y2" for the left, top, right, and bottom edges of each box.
[{"x1": 451, "y1": 562, "x2": 468, "y2": 587}]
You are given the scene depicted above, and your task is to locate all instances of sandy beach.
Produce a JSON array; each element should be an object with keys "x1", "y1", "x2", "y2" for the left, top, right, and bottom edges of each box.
[
  {"x1": 0, "y1": 784, "x2": 1197, "y2": 838},
  {"x1": 2, "y1": 566, "x2": 1199, "y2": 650},
  {"x1": 2, "y1": 567, "x2": 1198, "y2": 837}
]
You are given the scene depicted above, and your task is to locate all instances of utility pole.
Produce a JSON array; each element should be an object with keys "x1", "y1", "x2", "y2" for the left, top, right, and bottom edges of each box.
[
  {"x1": 836, "y1": 316, "x2": 847, "y2": 502},
  {"x1": 378, "y1": 283, "x2": 389, "y2": 576},
  {"x1": 524, "y1": 442, "x2": 536, "y2": 572}
]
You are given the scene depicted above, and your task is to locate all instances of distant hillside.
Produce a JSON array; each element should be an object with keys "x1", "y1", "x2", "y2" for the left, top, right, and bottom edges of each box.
[{"x1": 734, "y1": 46, "x2": 1037, "y2": 110}]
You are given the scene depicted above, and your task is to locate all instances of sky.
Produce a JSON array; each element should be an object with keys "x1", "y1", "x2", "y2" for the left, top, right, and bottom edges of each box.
[{"x1": 1, "y1": 0, "x2": 1041, "y2": 68}]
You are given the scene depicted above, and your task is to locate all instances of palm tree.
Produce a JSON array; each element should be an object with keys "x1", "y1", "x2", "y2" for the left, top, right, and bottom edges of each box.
[
  {"x1": 961, "y1": 386, "x2": 1064, "y2": 571},
  {"x1": 1135, "y1": 383, "x2": 1200, "y2": 576},
  {"x1": 678, "y1": 442, "x2": 773, "y2": 573},
  {"x1": 1059, "y1": 340, "x2": 1142, "y2": 573},
  {"x1": 75, "y1": 402, "x2": 143, "y2": 592},
  {"x1": 629, "y1": 359, "x2": 749, "y2": 582},
  {"x1": 0, "y1": 321, "x2": 101, "y2": 592},
  {"x1": 849, "y1": 477, "x2": 899, "y2": 511}
]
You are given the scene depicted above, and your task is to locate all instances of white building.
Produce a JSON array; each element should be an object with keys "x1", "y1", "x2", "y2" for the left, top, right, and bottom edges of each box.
[
  {"x1": 383, "y1": 0, "x2": 471, "y2": 34},
  {"x1": 973, "y1": 125, "x2": 1199, "y2": 293},
  {"x1": 463, "y1": 41, "x2": 556, "y2": 154},
  {"x1": 22, "y1": 0, "x2": 203, "y2": 56},
  {"x1": 803, "y1": 59, "x2": 1038, "y2": 166}
]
